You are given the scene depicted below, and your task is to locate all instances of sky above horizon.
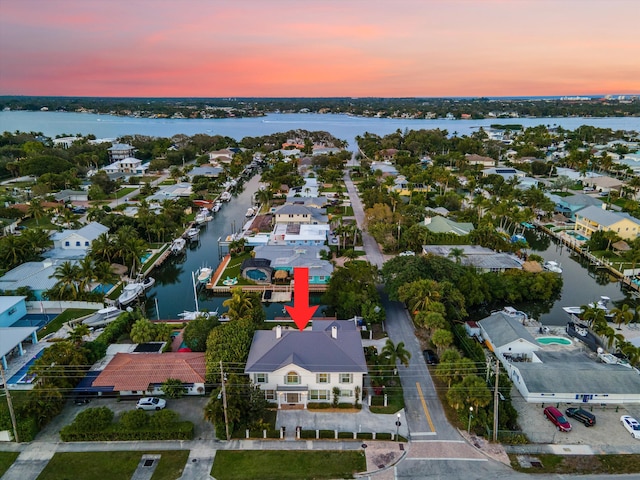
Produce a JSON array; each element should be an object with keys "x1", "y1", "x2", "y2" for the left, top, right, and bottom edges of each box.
[{"x1": 1, "y1": 0, "x2": 639, "y2": 98}]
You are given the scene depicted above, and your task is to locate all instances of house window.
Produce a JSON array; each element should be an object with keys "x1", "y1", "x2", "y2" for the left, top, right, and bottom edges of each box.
[
  {"x1": 285, "y1": 371, "x2": 300, "y2": 385},
  {"x1": 65, "y1": 241, "x2": 70, "y2": 246},
  {"x1": 318, "y1": 276, "x2": 326, "y2": 281},
  {"x1": 8, "y1": 307, "x2": 16, "y2": 315},
  {"x1": 339, "y1": 373, "x2": 352, "y2": 384},
  {"x1": 76, "y1": 241, "x2": 81, "y2": 246},
  {"x1": 340, "y1": 389, "x2": 353, "y2": 397},
  {"x1": 254, "y1": 373, "x2": 268, "y2": 384},
  {"x1": 309, "y1": 389, "x2": 330, "y2": 400},
  {"x1": 85, "y1": 241, "x2": 89, "y2": 246},
  {"x1": 316, "y1": 373, "x2": 330, "y2": 384},
  {"x1": 264, "y1": 390, "x2": 276, "y2": 401}
]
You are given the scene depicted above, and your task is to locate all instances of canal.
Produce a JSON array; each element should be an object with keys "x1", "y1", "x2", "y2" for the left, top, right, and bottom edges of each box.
[
  {"x1": 518, "y1": 228, "x2": 635, "y2": 326},
  {"x1": 143, "y1": 175, "x2": 324, "y2": 320}
]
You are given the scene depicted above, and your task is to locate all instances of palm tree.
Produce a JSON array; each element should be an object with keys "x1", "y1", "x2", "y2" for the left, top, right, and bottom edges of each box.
[
  {"x1": 51, "y1": 261, "x2": 81, "y2": 299},
  {"x1": 89, "y1": 232, "x2": 114, "y2": 263},
  {"x1": 447, "y1": 247, "x2": 466, "y2": 264},
  {"x1": 69, "y1": 323, "x2": 90, "y2": 345},
  {"x1": 610, "y1": 303, "x2": 633, "y2": 330},
  {"x1": 223, "y1": 287, "x2": 254, "y2": 321},
  {"x1": 76, "y1": 256, "x2": 96, "y2": 294},
  {"x1": 27, "y1": 198, "x2": 45, "y2": 225},
  {"x1": 381, "y1": 339, "x2": 411, "y2": 369},
  {"x1": 20, "y1": 228, "x2": 51, "y2": 254}
]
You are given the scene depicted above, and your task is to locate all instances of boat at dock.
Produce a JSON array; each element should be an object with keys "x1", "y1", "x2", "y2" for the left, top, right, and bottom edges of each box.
[
  {"x1": 220, "y1": 191, "x2": 232, "y2": 202},
  {"x1": 141, "y1": 276, "x2": 155, "y2": 291},
  {"x1": 245, "y1": 207, "x2": 255, "y2": 217},
  {"x1": 170, "y1": 238, "x2": 186, "y2": 254},
  {"x1": 117, "y1": 282, "x2": 144, "y2": 306},
  {"x1": 212, "y1": 201, "x2": 221, "y2": 213},
  {"x1": 194, "y1": 208, "x2": 209, "y2": 225},
  {"x1": 83, "y1": 306, "x2": 125, "y2": 328},
  {"x1": 562, "y1": 296, "x2": 614, "y2": 319},
  {"x1": 543, "y1": 260, "x2": 563, "y2": 274},
  {"x1": 177, "y1": 309, "x2": 218, "y2": 321},
  {"x1": 196, "y1": 266, "x2": 213, "y2": 284},
  {"x1": 186, "y1": 227, "x2": 200, "y2": 241}
]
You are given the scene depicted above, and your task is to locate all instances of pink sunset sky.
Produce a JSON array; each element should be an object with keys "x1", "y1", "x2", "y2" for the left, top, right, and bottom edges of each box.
[{"x1": 1, "y1": 0, "x2": 639, "y2": 97}]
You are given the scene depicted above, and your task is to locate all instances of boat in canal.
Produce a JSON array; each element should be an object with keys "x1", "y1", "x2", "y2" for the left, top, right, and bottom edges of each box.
[
  {"x1": 562, "y1": 296, "x2": 614, "y2": 319},
  {"x1": 186, "y1": 227, "x2": 200, "y2": 241},
  {"x1": 543, "y1": 260, "x2": 563, "y2": 274},
  {"x1": 220, "y1": 191, "x2": 232, "y2": 202},
  {"x1": 170, "y1": 238, "x2": 186, "y2": 254},
  {"x1": 117, "y1": 282, "x2": 145, "y2": 306},
  {"x1": 196, "y1": 266, "x2": 213, "y2": 284},
  {"x1": 177, "y1": 309, "x2": 218, "y2": 321}
]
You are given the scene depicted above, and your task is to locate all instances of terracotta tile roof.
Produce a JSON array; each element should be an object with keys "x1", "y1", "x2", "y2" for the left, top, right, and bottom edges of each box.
[{"x1": 92, "y1": 352, "x2": 206, "y2": 392}]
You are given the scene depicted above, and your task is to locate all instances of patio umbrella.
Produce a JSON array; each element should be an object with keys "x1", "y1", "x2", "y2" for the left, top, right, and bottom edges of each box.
[{"x1": 274, "y1": 270, "x2": 288, "y2": 280}]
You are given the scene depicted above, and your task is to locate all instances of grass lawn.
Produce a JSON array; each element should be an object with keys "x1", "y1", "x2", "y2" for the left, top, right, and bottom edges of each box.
[
  {"x1": 216, "y1": 252, "x2": 255, "y2": 286},
  {"x1": 111, "y1": 187, "x2": 137, "y2": 200},
  {"x1": 369, "y1": 378, "x2": 405, "y2": 414},
  {"x1": 38, "y1": 308, "x2": 97, "y2": 339},
  {"x1": 211, "y1": 450, "x2": 366, "y2": 480},
  {"x1": 36, "y1": 450, "x2": 190, "y2": 480},
  {"x1": 0, "y1": 451, "x2": 19, "y2": 477},
  {"x1": 509, "y1": 454, "x2": 640, "y2": 475},
  {"x1": 20, "y1": 215, "x2": 58, "y2": 230}
]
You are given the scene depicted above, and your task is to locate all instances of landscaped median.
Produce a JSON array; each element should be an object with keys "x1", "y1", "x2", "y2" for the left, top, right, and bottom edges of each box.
[
  {"x1": 59, "y1": 407, "x2": 194, "y2": 441},
  {"x1": 210, "y1": 450, "x2": 366, "y2": 480}
]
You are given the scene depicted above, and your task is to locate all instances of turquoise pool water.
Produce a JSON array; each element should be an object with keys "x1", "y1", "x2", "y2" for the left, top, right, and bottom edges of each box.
[
  {"x1": 140, "y1": 252, "x2": 152, "y2": 263},
  {"x1": 8, "y1": 350, "x2": 44, "y2": 385},
  {"x1": 538, "y1": 336, "x2": 572, "y2": 346},
  {"x1": 566, "y1": 231, "x2": 588, "y2": 242}
]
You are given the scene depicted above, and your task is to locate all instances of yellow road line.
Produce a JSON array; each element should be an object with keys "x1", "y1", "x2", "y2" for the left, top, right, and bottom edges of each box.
[{"x1": 416, "y1": 382, "x2": 435, "y2": 432}]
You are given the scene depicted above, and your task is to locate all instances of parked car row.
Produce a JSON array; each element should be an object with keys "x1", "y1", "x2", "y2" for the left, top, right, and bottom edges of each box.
[{"x1": 544, "y1": 406, "x2": 640, "y2": 439}]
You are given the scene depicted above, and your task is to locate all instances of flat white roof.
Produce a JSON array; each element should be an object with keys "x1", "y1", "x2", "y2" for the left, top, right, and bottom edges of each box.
[{"x1": 0, "y1": 327, "x2": 38, "y2": 358}]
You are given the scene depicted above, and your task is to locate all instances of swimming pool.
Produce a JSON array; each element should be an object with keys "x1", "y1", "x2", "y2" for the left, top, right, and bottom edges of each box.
[
  {"x1": 10, "y1": 314, "x2": 58, "y2": 329},
  {"x1": 538, "y1": 336, "x2": 572, "y2": 346},
  {"x1": 566, "y1": 231, "x2": 588, "y2": 242},
  {"x1": 7, "y1": 350, "x2": 45, "y2": 385}
]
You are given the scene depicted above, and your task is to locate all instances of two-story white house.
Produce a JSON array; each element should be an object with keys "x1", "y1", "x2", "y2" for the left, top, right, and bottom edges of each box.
[
  {"x1": 50, "y1": 222, "x2": 109, "y2": 255},
  {"x1": 245, "y1": 320, "x2": 367, "y2": 409},
  {"x1": 273, "y1": 204, "x2": 327, "y2": 225}
]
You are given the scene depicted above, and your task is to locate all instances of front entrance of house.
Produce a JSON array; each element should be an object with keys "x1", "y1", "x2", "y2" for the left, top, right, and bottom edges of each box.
[
  {"x1": 276, "y1": 389, "x2": 308, "y2": 409},
  {"x1": 285, "y1": 393, "x2": 300, "y2": 404}
]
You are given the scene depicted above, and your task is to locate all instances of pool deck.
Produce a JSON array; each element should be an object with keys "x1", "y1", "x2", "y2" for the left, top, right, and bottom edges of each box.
[{"x1": 3, "y1": 341, "x2": 50, "y2": 389}]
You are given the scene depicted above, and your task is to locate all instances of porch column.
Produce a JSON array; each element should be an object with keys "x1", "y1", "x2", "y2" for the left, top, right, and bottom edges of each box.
[
  {"x1": 31, "y1": 331, "x2": 38, "y2": 344},
  {"x1": 17, "y1": 343, "x2": 24, "y2": 356},
  {"x1": 1, "y1": 356, "x2": 7, "y2": 371},
  {"x1": 277, "y1": 392, "x2": 282, "y2": 410}
]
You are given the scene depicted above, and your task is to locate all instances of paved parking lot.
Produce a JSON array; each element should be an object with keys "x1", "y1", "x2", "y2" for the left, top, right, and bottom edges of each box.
[
  {"x1": 35, "y1": 395, "x2": 216, "y2": 442},
  {"x1": 512, "y1": 385, "x2": 640, "y2": 448}
]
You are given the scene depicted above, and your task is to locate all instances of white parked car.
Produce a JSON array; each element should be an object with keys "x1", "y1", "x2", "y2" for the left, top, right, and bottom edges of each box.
[
  {"x1": 621, "y1": 415, "x2": 640, "y2": 439},
  {"x1": 136, "y1": 397, "x2": 166, "y2": 411},
  {"x1": 399, "y1": 251, "x2": 415, "y2": 257}
]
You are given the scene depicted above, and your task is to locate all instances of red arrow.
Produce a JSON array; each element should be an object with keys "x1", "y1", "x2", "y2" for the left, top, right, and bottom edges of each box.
[{"x1": 285, "y1": 267, "x2": 318, "y2": 331}]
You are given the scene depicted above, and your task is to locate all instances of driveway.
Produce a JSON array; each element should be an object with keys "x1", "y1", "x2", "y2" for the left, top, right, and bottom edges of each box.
[{"x1": 35, "y1": 395, "x2": 216, "y2": 442}]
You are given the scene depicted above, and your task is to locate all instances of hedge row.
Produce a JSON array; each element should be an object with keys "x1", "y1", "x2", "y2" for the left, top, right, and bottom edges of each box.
[{"x1": 60, "y1": 422, "x2": 194, "y2": 441}]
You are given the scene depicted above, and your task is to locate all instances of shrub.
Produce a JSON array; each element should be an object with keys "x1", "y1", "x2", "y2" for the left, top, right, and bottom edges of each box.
[
  {"x1": 306, "y1": 402, "x2": 331, "y2": 409},
  {"x1": 338, "y1": 403, "x2": 357, "y2": 409},
  {"x1": 300, "y1": 429, "x2": 316, "y2": 439},
  {"x1": 356, "y1": 432, "x2": 373, "y2": 440},
  {"x1": 377, "y1": 433, "x2": 392, "y2": 440},
  {"x1": 319, "y1": 429, "x2": 335, "y2": 439},
  {"x1": 119, "y1": 409, "x2": 149, "y2": 430},
  {"x1": 149, "y1": 409, "x2": 179, "y2": 428},
  {"x1": 338, "y1": 431, "x2": 353, "y2": 439},
  {"x1": 73, "y1": 407, "x2": 114, "y2": 431}
]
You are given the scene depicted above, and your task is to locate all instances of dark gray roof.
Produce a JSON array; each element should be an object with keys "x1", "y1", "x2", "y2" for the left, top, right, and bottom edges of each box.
[
  {"x1": 245, "y1": 322, "x2": 367, "y2": 374},
  {"x1": 241, "y1": 258, "x2": 271, "y2": 269},
  {"x1": 517, "y1": 351, "x2": 640, "y2": 394},
  {"x1": 479, "y1": 312, "x2": 537, "y2": 348}
]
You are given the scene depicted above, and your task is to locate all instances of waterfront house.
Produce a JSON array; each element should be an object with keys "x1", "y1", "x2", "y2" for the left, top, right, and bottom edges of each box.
[
  {"x1": 421, "y1": 245, "x2": 523, "y2": 272},
  {"x1": 146, "y1": 182, "x2": 193, "y2": 202},
  {"x1": 478, "y1": 311, "x2": 540, "y2": 361},
  {"x1": 49, "y1": 222, "x2": 109, "y2": 256},
  {"x1": 481, "y1": 166, "x2": 527, "y2": 181},
  {"x1": 244, "y1": 320, "x2": 367, "y2": 408},
  {"x1": 272, "y1": 204, "x2": 327, "y2": 225},
  {"x1": 546, "y1": 192, "x2": 603, "y2": 219},
  {"x1": 0, "y1": 259, "x2": 72, "y2": 300},
  {"x1": 270, "y1": 223, "x2": 330, "y2": 246},
  {"x1": 107, "y1": 143, "x2": 135, "y2": 162},
  {"x1": 424, "y1": 216, "x2": 474, "y2": 236},
  {"x1": 91, "y1": 352, "x2": 206, "y2": 396},
  {"x1": 53, "y1": 189, "x2": 88, "y2": 203},
  {"x1": 208, "y1": 148, "x2": 235, "y2": 163},
  {"x1": 250, "y1": 245, "x2": 333, "y2": 284},
  {"x1": 574, "y1": 205, "x2": 640, "y2": 241},
  {"x1": 102, "y1": 157, "x2": 148, "y2": 175},
  {"x1": 188, "y1": 165, "x2": 223, "y2": 179},
  {"x1": 0, "y1": 296, "x2": 28, "y2": 328}
]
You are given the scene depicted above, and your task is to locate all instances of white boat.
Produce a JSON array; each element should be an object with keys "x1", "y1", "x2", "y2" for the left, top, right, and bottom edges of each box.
[
  {"x1": 543, "y1": 260, "x2": 563, "y2": 274},
  {"x1": 186, "y1": 227, "x2": 200, "y2": 241},
  {"x1": 212, "y1": 202, "x2": 221, "y2": 213},
  {"x1": 196, "y1": 267, "x2": 213, "y2": 284},
  {"x1": 220, "y1": 191, "x2": 232, "y2": 202},
  {"x1": 177, "y1": 309, "x2": 218, "y2": 321},
  {"x1": 562, "y1": 296, "x2": 613, "y2": 318},
  {"x1": 141, "y1": 276, "x2": 155, "y2": 291},
  {"x1": 194, "y1": 209, "x2": 208, "y2": 225},
  {"x1": 245, "y1": 207, "x2": 255, "y2": 217},
  {"x1": 171, "y1": 238, "x2": 186, "y2": 254},
  {"x1": 83, "y1": 306, "x2": 124, "y2": 328},
  {"x1": 117, "y1": 283, "x2": 144, "y2": 306}
]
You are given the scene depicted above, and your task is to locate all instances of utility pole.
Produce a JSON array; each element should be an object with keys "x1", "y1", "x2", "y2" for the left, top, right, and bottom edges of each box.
[
  {"x1": 492, "y1": 359, "x2": 499, "y2": 442},
  {"x1": 219, "y1": 360, "x2": 230, "y2": 441},
  {"x1": 0, "y1": 364, "x2": 19, "y2": 443}
]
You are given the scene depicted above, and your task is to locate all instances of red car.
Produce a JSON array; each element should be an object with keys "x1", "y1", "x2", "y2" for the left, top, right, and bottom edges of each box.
[{"x1": 544, "y1": 406, "x2": 572, "y2": 432}]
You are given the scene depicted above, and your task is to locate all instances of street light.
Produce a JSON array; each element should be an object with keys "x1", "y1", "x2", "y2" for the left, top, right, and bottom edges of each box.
[
  {"x1": 395, "y1": 413, "x2": 402, "y2": 441},
  {"x1": 467, "y1": 406, "x2": 474, "y2": 434}
]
